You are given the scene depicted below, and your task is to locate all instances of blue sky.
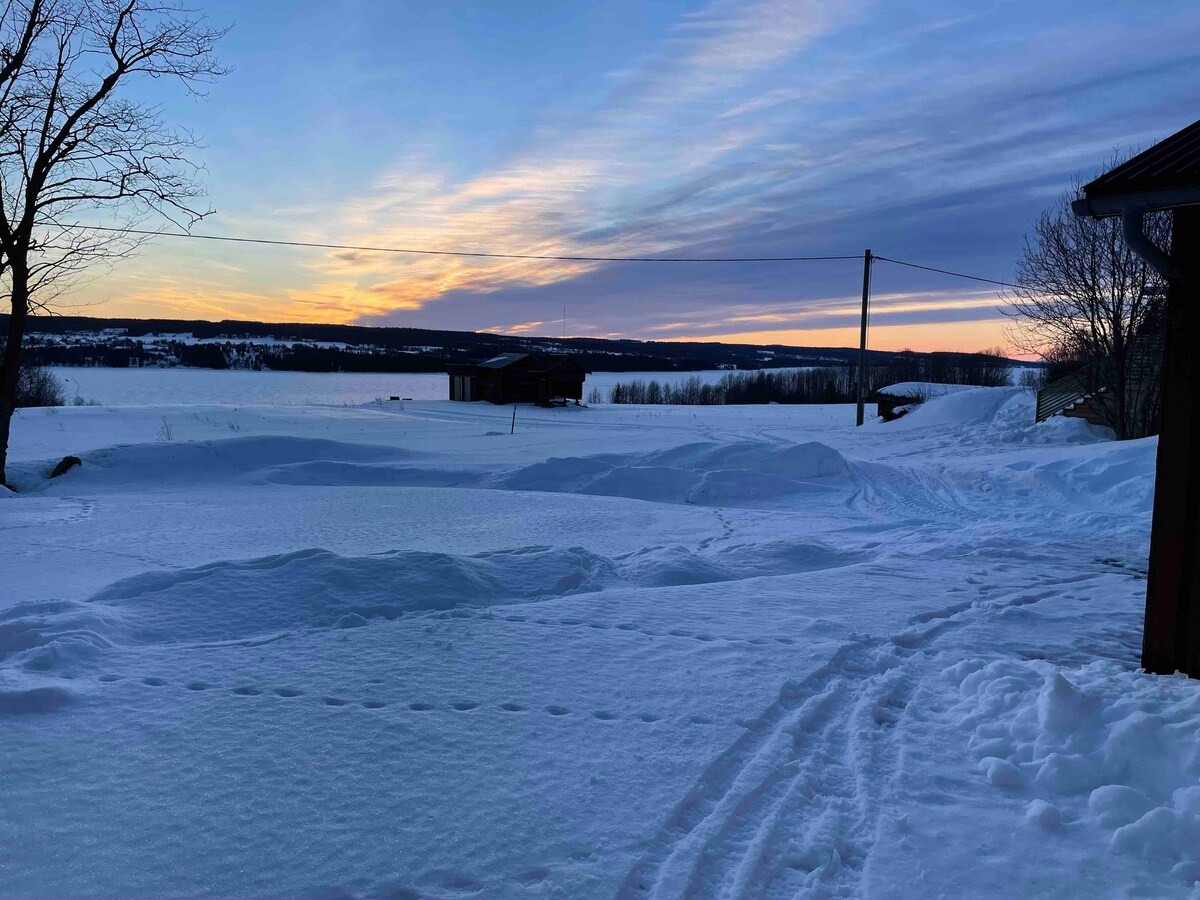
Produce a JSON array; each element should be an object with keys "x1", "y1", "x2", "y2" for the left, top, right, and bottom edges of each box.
[{"x1": 85, "y1": 0, "x2": 1200, "y2": 351}]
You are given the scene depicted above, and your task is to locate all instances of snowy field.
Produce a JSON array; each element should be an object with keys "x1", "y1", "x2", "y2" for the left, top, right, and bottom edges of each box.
[
  {"x1": 46, "y1": 366, "x2": 760, "y2": 407},
  {"x1": 3, "y1": 388, "x2": 1194, "y2": 899}
]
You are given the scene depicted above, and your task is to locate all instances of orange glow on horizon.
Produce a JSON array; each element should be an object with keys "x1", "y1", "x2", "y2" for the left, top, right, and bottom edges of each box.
[{"x1": 662, "y1": 318, "x2": 1030, "y2": 357}]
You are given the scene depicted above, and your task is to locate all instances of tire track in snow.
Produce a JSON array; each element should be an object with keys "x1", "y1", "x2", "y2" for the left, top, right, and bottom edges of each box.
[{"x1": 618, "y1": 569, "x2": 1104, "y2": 900}]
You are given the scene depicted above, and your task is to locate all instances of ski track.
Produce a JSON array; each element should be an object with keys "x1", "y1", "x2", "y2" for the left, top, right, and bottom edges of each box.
[{"x1": 618, "y1": 566, "x2": 1104, "y2": 900}]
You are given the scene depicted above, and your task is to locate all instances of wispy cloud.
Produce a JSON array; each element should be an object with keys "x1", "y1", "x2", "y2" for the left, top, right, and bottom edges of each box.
[
  {"x1": 79, "y1": 0, "x2": 1200, "y2": 351},
  {"x1": 266, "y1": 0, "x2": 863, "y2": 321}
]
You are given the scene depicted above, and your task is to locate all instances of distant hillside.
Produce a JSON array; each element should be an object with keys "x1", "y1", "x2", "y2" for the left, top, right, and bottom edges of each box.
[{"x1": 12, "y1": 314, "x2": 1025, "y2": 374}]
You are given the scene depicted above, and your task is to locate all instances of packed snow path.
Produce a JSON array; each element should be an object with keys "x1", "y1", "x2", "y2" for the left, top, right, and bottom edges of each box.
[{"x1": 1, "y1": 390, "x2": 1190, "y2": 898}]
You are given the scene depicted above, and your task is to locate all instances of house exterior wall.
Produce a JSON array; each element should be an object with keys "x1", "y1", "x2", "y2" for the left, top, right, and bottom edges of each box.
[{"x1": 447, "y1": 356, "x2": 587, "y2": 403}]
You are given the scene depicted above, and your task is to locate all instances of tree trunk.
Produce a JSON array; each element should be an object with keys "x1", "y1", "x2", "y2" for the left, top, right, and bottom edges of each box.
[{"x1": 0, "y1": 258, "x2": 31, "y2": 488}]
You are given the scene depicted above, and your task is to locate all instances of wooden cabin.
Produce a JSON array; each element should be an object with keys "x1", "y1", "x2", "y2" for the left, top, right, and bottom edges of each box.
[{"x1": 447, "y1": 353, "x2": 587, "y2": 405}]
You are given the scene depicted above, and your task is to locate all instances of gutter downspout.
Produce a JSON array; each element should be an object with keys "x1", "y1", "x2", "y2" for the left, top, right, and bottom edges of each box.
[{"x1": 1121, "y1": 208, "x2": 1179, "y2": 280}]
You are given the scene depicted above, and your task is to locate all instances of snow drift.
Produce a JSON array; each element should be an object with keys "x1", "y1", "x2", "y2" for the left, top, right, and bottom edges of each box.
[
  {"x1": 1, "y1": 536, "x2": 872, "y2": 686},
  {"x1": 498, "y1": 440, "x2": 850, "y2": 505},
  {"x1": 951, "y1": 658, "x2": 1200, "y2": 888}
]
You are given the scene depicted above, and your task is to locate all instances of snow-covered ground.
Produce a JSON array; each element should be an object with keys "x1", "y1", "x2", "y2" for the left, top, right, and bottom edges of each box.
[
  {"x1": 46, "y1": 366, "x2": 764, "y2": 407},
  {"x1": 2, "y1": 388, "x2": 1191, "y2": 899}
]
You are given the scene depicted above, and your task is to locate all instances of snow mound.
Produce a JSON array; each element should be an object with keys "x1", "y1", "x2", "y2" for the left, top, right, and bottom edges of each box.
[
  {"x1": 949, "y1": 658, "x2": 1200, "y2": 886},
  {"x1": 883, "y1": 387, "x2": 1023, "y2": 430},
  {"x1": 1018, "y1": 443, "x2": 1157, "y2": 516},
  {"x1": 0, "y1": 537, "x2": 870, "y2": 686},
  {"x1": 880, "y1": 388, "x2": 1119, "y2": 449},
  {"x1": 13, "y1": 436, "x2": 419, "y2": 491},
  {"x1": 498, "y1": 440, "x2": 850, "y2": 505}
]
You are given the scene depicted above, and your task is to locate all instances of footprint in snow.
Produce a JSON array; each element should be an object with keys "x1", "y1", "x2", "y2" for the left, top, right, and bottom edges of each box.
[
  {"x1": 546, "y1": 705, "x2": 570, "y2": 716},
  {"x1": 273, "y1": 687, "x2": 302, "y2": 698},
  {"x1": 500, "y1": 702, "x2": 525, "y2": 712},
  {"x1": 322, "y1": 697, "x2": 350, "y2": 707},
  {"x1": 97, "y1": 674, "x2": 122, "y2": 683},
  {"x1": 592, "y1": 710, "x2": 618, "y2": 721},
  {"x1": 186, "y1": 682, "x2": 211, "y2": 691},
  {"x1": 140, "y1": 677, "x2": 167, "y2": 686},
  {"x1": 452, "y1": 702, "x2": 478, "y2": 711},
  {"x1": 437, "y1": 873, "x2": 484, "y2": 894},
  {"x1": 409, "y1": 702, "x2": 434, "y2": 711},
  {"x1": 232, "y1": 686, "x2": 262, "y2": 696}
]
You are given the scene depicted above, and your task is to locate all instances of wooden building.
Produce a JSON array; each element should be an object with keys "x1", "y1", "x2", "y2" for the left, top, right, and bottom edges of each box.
[
  {"x1": 868, "y1": 387, "x2": 921, "y2": 422},
  {"x1": 1071, "y1": 117, "x2": 1200, "y2": 676},
  {"x1": 447, "y1": 353, "x2": 587, "y2": 405}
]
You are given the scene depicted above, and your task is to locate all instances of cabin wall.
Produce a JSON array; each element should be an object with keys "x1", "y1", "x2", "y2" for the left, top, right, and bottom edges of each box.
[{"x1": 449, "y1": 359, "x2": 587, "y2": 403}]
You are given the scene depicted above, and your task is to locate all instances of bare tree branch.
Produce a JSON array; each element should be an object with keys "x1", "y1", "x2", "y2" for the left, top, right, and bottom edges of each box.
[
  {"x1": 0, "y1": 0, "x2": 227, "y2": 484},
  {"x1": 1003, "y1": 155, "x2": 1170, "y2": 439}
]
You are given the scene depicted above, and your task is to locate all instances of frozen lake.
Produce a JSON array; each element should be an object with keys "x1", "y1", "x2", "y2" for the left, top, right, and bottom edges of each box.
[{"x1": 48, "y1": 366, "x2": 766, "y2": 407}]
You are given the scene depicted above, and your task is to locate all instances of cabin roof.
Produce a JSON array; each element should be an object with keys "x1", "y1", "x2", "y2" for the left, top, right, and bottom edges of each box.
[
  {"x1": 478, "y1": 352, "x2": 529, "y2": 369},
  {"x1": 874, "y1": 382, "x2": 982, "y2": 400}
]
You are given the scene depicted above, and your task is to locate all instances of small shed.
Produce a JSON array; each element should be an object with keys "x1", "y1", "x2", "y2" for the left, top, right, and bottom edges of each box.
[
  {"x1": 869, "y1": 387, "x2": 923, "y2": 421},
  {"x1": 870, "y1": 383, "x2": 980, "y2": 421},
  {"x1": 447, "y1": 353, "x2": 587, "y2": 405}
]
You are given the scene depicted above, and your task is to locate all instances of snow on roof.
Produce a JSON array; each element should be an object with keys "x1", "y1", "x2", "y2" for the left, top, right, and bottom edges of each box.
[
  {"x1": 876, "y1": 382, "x2": 984, "y2": 399},
  {"x1": 478, "y1": 352, "x2": 529, "y2": 369}
]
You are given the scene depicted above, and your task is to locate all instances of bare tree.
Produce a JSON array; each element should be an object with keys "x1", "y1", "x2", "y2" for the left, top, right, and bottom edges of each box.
[
  {"x1": 1004, "y1": 157, "x2": 1170, "y2": 439},
  {"x1": 0, "y1": 0, "x2": 226, "y2": 485}
]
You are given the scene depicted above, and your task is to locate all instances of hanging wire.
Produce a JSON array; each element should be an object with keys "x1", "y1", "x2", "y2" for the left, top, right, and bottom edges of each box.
[
  {"x1": 69, "y1": 225, "x2": 862, "y2": 263},
  {"x1": 873, "y1": 255, "x2": 1016, "y2": 288},
  {"x1": 65, "y1": 224, "x2": 1020, "y2": 286}
]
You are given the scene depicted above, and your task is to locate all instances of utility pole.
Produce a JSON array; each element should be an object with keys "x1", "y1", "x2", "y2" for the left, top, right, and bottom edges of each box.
[{"x1": 855, "y1": 249, "x2": 873, "y2": 426}]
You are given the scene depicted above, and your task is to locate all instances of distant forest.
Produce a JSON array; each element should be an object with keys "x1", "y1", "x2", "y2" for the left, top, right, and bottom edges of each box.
[
  {"x1": 13, "y1": 314, "x2": 1026, "y2": 376},
  {"x1": 599, "y1": 351, "x2": 1015, "y2": 405}
]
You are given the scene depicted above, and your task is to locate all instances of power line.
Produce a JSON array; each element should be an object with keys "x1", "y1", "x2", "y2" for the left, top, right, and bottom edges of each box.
[
  {"x1": 69, "y1": 224, "x2": 1019, "y2": 286},
  {"x1": 71, "y1": 225, "x2": 861, "y2": 263},
  {"x1": 874, "y1": 255, "x2": 1016, "y2": 288}
]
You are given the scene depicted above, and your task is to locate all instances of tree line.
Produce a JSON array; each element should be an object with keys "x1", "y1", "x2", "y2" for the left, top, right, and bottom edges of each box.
[
  {"x1": 597, "y1": 351, "x2": 1013, "y2": 406},
  {"x1": 25, "y1": 339, "x2": 447, "y2": 373}
]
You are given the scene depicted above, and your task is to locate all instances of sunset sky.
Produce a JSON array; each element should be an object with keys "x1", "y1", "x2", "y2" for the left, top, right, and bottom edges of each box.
[{"x1": 79, "y1": 0, "x2": 1200, "y2": 352}]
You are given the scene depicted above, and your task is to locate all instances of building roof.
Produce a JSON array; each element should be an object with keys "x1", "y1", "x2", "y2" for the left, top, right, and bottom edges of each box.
[
  {"x1": 1075, "y1": 118, "x2": 1200, "y2": 216},
  {"x1": 1084, "y1": 118, "x2": 1200, "y2": 197},
  {"x1": 477, "y1": 352, "x2": 529, "y2": 369},
  {"x1": 873, "y1": 382, "x2": 981, "y2": 400}
]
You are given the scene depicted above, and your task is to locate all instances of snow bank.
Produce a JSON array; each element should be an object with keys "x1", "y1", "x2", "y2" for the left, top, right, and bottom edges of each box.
[
  {"x1": 884, "y1": 386, "x2": 1023, "y2": 429},
  {"x1": 0, "y1": 536, "x2": 870, "y2": 687},
  {"x1": 949, "y1": 658, "x2": 1200, "y2": 887},
  {"x1": 9, "y1": 436, "x2": 418, "y2": 492},
  {"x1": 8, "y1": 434, "x2": 490, "y2": 494},
  {"x1": 498, "y1": 440, "x2": 850, "y2": 506},
  {"x1": 876, "y1": 382, "x2": 983, "y2": 399},
  {"x1": 1014, "y1": 442, "x2": 1157, "y2": 517}
]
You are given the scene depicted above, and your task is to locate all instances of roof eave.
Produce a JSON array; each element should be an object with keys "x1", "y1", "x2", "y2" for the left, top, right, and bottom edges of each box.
[{"x1": 1072, "y1": 184, "x2": 1200, "y2": 219}]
